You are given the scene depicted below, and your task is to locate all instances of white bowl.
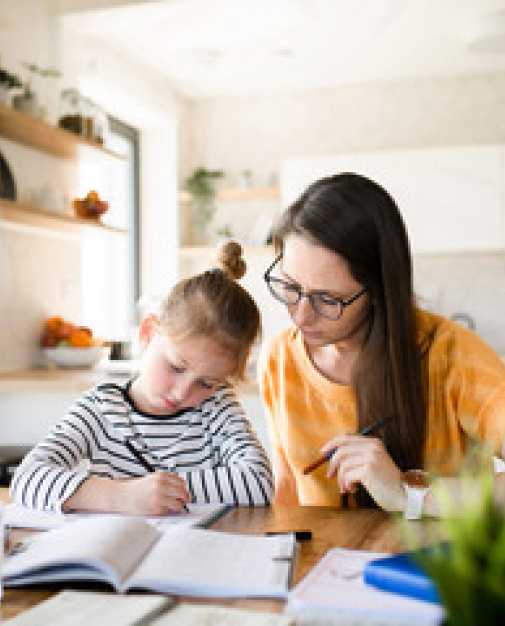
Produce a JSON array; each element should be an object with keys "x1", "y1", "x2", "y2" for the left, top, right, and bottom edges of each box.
[{"x1": 42, "y1": 347, "x2": 109, "y2": 370}]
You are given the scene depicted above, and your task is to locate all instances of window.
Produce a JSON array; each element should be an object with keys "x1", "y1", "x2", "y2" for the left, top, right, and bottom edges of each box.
[{"x1": 80, "y1": 117, "x2": 140, "y2": 342}]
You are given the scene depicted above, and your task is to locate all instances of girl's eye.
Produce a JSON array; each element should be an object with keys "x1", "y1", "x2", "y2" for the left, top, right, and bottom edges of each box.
[
  {"x1": 198, "y1": 380, "x2": 215, "y2": 390},
  {"x1": 169, "y1": 363, "x2": 184, "y2": 374}
]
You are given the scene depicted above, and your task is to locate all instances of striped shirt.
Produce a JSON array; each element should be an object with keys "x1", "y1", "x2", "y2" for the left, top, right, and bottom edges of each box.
[{"x1": 11, "y1": 381, "x2": 273, "y2": 512}]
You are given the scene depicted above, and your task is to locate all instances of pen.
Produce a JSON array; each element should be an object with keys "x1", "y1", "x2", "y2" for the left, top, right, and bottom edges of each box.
[
  {"x1": 302, "y1": 415, "x2": 394, "y2": 475},
  {"x1": 125, "y1": 439, "x2": 189, "y2": 512}
]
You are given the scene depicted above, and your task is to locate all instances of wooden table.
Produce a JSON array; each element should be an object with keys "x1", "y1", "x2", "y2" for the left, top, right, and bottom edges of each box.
[{"x1": 0, "y1": 494, "x2": 406, "y2": 620}]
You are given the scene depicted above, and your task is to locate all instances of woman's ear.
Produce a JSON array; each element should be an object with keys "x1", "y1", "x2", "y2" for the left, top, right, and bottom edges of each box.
[{"x1": 139, "y1": 314, "x2": 159, "y2": 348}]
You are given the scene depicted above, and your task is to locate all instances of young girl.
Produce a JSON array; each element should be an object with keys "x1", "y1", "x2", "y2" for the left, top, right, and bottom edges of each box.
[{"x1": 12, "y1": 242, "x2": 273, "y2": 514}]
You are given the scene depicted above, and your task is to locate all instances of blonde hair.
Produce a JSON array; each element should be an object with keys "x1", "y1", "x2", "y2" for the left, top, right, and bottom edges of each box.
[{"x1": 159, "y1": 241, "x2": 260, "y2": 380}]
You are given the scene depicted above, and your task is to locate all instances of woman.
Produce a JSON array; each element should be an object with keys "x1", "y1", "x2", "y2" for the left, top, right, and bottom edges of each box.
[{"x1": 259, "y1": 172, "x2": 505, "y2": 515}]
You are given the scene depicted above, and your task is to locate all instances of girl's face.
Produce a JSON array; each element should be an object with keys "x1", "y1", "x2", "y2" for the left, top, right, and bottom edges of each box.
[
  {"x1": 132, "y1": 330, "x2": 236, "y2": 415},
  {"x1": 280, "y1": 234, "x2": 371, "y2": 349}
]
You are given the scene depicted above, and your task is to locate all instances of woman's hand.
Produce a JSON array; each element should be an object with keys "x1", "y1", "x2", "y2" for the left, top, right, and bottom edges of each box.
[
  {"x1": 121, "y1": 472, "x2": 190, "y2": 515},
  {"x1": 321, "y1": 435, "x2": 406, "y2": 512}
]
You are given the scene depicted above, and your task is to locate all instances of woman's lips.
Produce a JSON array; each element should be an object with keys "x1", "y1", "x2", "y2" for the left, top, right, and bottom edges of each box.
[{"x1": 301, "y1": 328, "x2": 320, "y2": 339}]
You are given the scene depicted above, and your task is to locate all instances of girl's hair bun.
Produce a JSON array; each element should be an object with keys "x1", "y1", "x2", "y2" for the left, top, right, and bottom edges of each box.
[{"x1": 217, "y1": 241, "x2": 246, "y2": 280}]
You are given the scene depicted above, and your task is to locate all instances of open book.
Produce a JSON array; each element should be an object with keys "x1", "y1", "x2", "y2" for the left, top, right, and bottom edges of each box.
[{"x1": 3, "y1": 515, "x2": 295, "y2": 598}]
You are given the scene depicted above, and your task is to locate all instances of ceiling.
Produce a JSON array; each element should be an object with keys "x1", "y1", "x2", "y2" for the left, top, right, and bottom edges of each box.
[{"x1": 60, "y1": 0, "x2": 505, "y2": 98}]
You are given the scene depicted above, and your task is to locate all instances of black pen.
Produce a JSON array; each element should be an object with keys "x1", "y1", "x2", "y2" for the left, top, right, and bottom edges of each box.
[
  {"x1": 303, "y1": 415, "x2": 394, "y2": 475},
  {"x1": 125, "y1": 439, "x2": 189, "y2": 512}
]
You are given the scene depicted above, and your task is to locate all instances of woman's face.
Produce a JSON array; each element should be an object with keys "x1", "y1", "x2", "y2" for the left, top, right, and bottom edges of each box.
[{"x1": 280, "y1": 234, "x2": 371, "y2": 349}]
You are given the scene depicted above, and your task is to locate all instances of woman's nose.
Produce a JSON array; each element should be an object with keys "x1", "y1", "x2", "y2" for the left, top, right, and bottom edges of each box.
[{"x1": 290, "y1": 296, "x2": 318, "y2": 326}]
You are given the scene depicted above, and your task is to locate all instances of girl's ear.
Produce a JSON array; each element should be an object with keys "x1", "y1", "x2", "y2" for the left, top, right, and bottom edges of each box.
[{"x1": 139, "y1": 314, "x2": 159, "y2": 348}]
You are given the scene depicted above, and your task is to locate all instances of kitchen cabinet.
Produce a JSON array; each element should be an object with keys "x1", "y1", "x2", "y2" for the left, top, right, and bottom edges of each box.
[{"x1": 0, "y1": 101, "x2": 126, "y2": 235}]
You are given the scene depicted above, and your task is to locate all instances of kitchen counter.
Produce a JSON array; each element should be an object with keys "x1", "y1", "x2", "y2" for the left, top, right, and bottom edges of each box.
[
  {"x1": 0, "y1": 361, "x2": 259, "y2": 395},
  {"x1": 0, "y1": 364, "x2": 135, "y2": 394},
  {"x1": 0, "y1": 363, "x2": 264, "y2": 450}
]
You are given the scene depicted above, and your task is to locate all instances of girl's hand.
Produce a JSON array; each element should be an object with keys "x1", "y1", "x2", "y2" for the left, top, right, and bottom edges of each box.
[
  {"x1": 120, "y1": 472, "x2": 190, "y2": 516},
  {"x1": 321, "y1": 435, "x2": 406, "y2": 512}
]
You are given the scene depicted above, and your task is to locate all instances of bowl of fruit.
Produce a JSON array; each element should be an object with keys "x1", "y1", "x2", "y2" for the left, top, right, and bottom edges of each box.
[
  {"x1": 41, "y1": 316, "x2": 109, "y2": 369},
  {"x1": 73, "y1": 190, "x2": 109, "y2": 221}
]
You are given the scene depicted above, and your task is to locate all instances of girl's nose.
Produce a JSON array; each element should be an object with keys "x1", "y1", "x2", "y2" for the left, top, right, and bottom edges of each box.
[{"x1": 171, "y1": 377, "x2": 193, "y2": 403}]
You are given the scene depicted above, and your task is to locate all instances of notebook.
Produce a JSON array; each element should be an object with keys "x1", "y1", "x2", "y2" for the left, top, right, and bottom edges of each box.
[
  {"x1": 286, "y1": 547, "x2": 444, "y2": 625},
  {"x1": 5, "y1": 590, "x2": 294, "y2": 626},
  {"x1": 363, "y1": 549, "x2": 442, "y2": 604},
  {"x1": 3, "y1": 515, "x2": 295, "y2": 598}
]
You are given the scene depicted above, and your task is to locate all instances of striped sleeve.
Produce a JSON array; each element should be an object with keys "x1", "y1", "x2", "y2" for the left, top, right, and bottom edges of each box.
[
  {"x1": 10, "y1": 393, "x2": 103, "y2": 513},
  {"x1": 181, "y1": 388, "x2": 273, "y2": 506}
]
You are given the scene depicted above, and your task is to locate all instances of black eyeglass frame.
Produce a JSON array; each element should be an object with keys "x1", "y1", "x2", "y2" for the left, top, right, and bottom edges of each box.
[{"x1": 263, "y1": 253, "x2": 367, "y2": 320}]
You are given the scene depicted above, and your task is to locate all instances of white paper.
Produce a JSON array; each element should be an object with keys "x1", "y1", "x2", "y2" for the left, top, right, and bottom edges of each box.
[
  {"x1": 287, "y1": 548, "x2": 445, "y2": 625},
  {"x1": 4, "y1": 502, "x2": 229, "y2": 532}
]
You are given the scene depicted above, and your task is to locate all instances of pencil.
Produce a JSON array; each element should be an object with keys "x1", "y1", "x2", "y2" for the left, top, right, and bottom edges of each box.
[
  {"x1": 302, "y1": 415, "x2": 394, "y2": 475},
  {"x1": 125, "y1": 439, "x2": 189, "y2": 512}
]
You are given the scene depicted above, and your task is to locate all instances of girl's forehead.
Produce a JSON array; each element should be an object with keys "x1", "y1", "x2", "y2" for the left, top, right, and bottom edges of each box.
[{"x1": 157, "y1": 332, "x2": 236, "y2": 377}]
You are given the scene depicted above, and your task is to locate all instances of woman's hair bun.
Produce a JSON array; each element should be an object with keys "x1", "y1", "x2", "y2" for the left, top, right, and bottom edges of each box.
[{"x1": 217, "y1": 241, "x2": 246, "y2": 280}]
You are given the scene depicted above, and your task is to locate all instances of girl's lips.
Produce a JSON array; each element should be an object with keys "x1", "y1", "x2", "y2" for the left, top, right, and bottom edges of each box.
[{"x1": 162, "y1": 398, "x2": 177, "y2": 408}]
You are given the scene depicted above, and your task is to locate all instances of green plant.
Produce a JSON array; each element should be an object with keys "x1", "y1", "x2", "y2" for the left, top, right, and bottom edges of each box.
[
  {"x1": 216, "y1": 224, "x2": 234, "y2": 239},
  {"x1": 184, "y1": 167, "x2": 224, "y2": 239},
  {"x1": 0, "y1": 66, "x2": 22, "y2": 89},
  {"x1": 22, "y1": 62, "x2": 60, "y2": 98},
  {"x1": 410, "y1": 460, "x2": 505, "y2": 625}
]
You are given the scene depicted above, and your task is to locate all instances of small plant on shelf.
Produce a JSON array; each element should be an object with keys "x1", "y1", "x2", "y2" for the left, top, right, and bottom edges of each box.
[
  {"x1": 12, "y1": 62, "x2": 60, "y2": 117},
  {"x1": 184, "y1": 167, "x2": 224, "y2": 243},
  {"x1": 0, "y1": 59, "x2": 22, "y2": 104}
]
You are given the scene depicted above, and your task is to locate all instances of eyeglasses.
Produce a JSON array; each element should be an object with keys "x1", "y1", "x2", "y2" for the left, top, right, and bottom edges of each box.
[{"x1": 264, "y1": 253, "x2": 367, "y2": 320}]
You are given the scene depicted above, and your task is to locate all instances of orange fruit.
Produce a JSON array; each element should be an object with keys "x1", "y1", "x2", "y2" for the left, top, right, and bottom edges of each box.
[
  {"x1": 45, "y1": 316, "x2": 64, "y2": 334},
  {"x1": 69, "y1": 329, "x2": 92, "y2": 348}
]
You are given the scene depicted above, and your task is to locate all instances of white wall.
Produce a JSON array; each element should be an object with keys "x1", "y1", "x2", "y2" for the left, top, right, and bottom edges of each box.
[
  {"x1": 181, "y1": 72, "x2": 505, "y2": 186},
  {"x1": 0, "y1": 0, "x2": 184, "y2": 370}
]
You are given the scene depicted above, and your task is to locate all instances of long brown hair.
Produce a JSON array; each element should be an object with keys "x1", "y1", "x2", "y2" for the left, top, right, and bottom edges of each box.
[
  {"x1": 273, "y1": 173, "x2": 427, "y2": 502},
  {"x1": 159, "y1": 241, "x2": 261, "y2": 381}
]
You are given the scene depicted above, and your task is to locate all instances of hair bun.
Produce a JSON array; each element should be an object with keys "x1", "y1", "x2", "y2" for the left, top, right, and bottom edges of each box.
[{"x1": 217, "y1": 241, "x2": 246, "y2": 280}]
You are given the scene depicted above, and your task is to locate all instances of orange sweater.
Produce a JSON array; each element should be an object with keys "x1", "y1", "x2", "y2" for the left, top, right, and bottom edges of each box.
[{"x1": 259, "y1": 309, "x2": 505, "y2": 506}]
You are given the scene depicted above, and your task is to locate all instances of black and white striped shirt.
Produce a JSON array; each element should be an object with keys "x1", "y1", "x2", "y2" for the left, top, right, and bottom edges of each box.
[{"x1": 11, "y1": 381, "x2": 273, "y2": 512}]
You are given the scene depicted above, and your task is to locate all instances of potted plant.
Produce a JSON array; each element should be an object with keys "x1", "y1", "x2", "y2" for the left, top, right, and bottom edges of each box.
[
  {"x1": 0, "y1": 60, "x2": 22, "y2": 105},
  {"x1": 12, "y1": 62, "x2": 60, "y2": 117},
  {"x1": 184, "y1": 167, "x2": 224, "y2": 244},
  {"x1": 410, "y1": 456, "x2": 505, "y2": 625}
]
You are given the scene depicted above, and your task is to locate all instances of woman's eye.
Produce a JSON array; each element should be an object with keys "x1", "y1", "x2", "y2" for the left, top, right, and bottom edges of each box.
[{"x1": 318, "y1": 293, "x2": 340, "y2": 305}]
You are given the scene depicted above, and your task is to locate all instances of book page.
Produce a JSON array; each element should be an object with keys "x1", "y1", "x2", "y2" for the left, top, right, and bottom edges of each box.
[
  {"x1": 129, "y1": 527, "x2": 295, "y2": 598},
  {"x1": 3, "y1": 516, "x2": 159, "y2": 590}
]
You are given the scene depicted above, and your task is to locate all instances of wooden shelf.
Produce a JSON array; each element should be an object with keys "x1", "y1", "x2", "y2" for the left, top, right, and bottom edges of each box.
[
  {"x1": 0, "y1": 101, "x2": 124, "y2": 160},
  {"x1": 0, "y1": 199, "x2": 127, "y2": 235},
  {"x1": 179, "y1": 245, "x2": 273, "y2": 258},
  {"x1": 179, "y1": 186, "x2": 279, "y2": 203}
]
